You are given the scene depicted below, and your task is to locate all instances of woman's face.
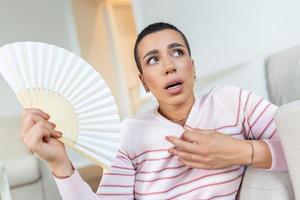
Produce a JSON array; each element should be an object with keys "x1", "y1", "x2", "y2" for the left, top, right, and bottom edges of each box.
[{"x1": 137, "y1": 29, "x2": 196, "y2": 106}]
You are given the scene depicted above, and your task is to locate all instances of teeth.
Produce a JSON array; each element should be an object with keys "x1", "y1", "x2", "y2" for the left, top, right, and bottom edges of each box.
[{"x1": 167, "y1": 83, "x2": 181, "y2": 89}]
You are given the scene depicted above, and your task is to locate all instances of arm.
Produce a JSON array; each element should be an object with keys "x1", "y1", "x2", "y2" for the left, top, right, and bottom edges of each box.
[
  {"x1": 165, "y1": 87, "x2": 287, "y2": 171},
  {"x1": 242, "y1": 89, "x2": 288, "y2": 171},
  {"x1": 53, "y1": 149, "x2": 136, "y2": 200},
  {"x1": 20, "y1": 109, "x2": 135, "y2": 200}
]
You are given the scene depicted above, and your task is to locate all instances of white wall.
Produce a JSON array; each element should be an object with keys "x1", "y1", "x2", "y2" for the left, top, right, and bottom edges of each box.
[
  {"x1": 132, "y1": 0, "x2": 300, "y2": 76},
  {"x1": 0, "y1": 0, "x2": 80, "y2": 118},
  {"x1": 0, "y1": 0, "x2": 89, "y2": 166}
]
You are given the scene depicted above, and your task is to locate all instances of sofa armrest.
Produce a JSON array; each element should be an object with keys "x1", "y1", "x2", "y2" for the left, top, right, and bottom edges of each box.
[
  {"x1": 275, "y1": 100, "x2": 300, "y2": 199},
  {"x1": 239, "y1": 167, "x2": 294, "y2": 200}
]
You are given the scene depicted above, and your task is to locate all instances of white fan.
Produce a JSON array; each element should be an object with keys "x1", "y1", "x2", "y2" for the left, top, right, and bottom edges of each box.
[{"x1": 0, "y1": 42, "x2": 121, "y2": 170}]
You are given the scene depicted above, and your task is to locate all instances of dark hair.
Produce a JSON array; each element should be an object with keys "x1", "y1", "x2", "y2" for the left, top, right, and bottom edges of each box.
[{"x1": 134, "y1": 22, "x2": 191, "y2": 74}]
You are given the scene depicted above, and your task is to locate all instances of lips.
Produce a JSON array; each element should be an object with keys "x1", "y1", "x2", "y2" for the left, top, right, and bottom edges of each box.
[{"x1": 164, "y1": 78, "x2": 184, "y2": 90}]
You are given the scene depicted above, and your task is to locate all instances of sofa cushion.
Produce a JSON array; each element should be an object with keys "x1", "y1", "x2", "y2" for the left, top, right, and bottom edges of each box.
[
  {"x1": 239, "y1": 167, "x2": 294, "y2": 200},
  {"x1": 266, "y1": 45, "x2": 300, "y2": 106},
  {"x1": 5, "y1": 155, "x2": 40, "y2": 188},
  {"x1": 275, "y1": 100, "x2": 300, "y2": 199},
  {"x1": 196, "y1": 56, "x2": 269, "y2": 99}
]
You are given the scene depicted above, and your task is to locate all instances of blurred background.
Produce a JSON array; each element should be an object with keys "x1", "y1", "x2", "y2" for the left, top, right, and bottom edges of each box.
[{"x1": 0, "y1": 0, "x2": 300, "y2": 199}]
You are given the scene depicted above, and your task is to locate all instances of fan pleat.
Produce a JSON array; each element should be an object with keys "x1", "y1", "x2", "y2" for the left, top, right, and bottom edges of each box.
[{"x1": 0, "y1": 42, "x2": 121, "y2": 169}]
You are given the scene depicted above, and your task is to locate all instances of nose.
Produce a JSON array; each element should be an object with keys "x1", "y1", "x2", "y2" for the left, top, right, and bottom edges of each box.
[{"x1": 163, "y1": 58, "x2": 177, "y2": 75}]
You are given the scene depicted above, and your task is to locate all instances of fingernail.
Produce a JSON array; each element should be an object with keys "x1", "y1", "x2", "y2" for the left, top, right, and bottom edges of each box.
[{"x1": 50, "y1": 122, "x2": 56, "y2": 128}]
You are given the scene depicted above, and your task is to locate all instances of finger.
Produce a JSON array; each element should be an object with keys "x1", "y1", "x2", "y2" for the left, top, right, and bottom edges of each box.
[
  {"x1": 25, "y1": 125, "x2": 50, "y2": 152},
  {"x1": 178, "y1": 158, "x2": 207, "y2": 169},
  {"x1": 22, "y1": 108, "x2": 50, "y2": 121},
  {"x1": 169, "y1": 148, "x2": 200, "y2": 162},
  {"x1": 21, "y1": 114, "x2": 45, "y2": 141},
  {"x1": 165, "y1": 136, "x2": 199, "y2": 153},
  {"x1": 23, "y1": 120, "x2": 59, "y2": 145},
  {"x1": 21, "y1": 113, "x2": 56, "y2": 141},
  {"x1": 26, "y1": 122, "x2": 62, "y2": 150},
  {"x1": 181, "y1": 130, "x2": 200, "y2": 143}
]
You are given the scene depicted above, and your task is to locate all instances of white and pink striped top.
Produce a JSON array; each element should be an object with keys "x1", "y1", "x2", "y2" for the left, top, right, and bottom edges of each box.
[{"x1": 54, "y1": 86, "x2": 288, "y2": 200}]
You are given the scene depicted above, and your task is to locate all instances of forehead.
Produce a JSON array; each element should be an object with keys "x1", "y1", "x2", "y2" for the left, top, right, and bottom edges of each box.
[{"x1": 137, "y1": 29, "x2": 187, "y2": 57}]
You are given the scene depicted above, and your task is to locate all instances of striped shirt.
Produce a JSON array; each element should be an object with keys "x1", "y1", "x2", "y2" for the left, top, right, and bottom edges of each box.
[{"x1": 54, "y1": 86, "x2": 288, "y2": 200}]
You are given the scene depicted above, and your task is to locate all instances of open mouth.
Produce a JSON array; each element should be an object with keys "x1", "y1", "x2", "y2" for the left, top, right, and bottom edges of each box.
[
  {"x1": 164, "y1": 79, "x2": 184, "y2": 90},
  {"x1": 165, "y1": 82, "x2": 183, "y2": 90}
]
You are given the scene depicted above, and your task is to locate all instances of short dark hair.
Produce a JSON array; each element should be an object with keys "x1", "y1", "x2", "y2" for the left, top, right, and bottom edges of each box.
[{"x1": 134, "y1": 22, "x2": 191, "y2": 74}]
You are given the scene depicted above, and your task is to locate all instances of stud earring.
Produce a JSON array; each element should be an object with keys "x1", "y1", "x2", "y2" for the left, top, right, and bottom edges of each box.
[{"x1": 146, "y1": 89, "x2": 150, "y2": 93}]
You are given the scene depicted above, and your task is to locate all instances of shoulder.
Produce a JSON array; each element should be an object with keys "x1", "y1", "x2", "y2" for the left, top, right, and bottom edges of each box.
[
  {"x1": 120, "y1": 108, "x2": 157, "y2": 134},
  {"x1": 201, "y1": 85, "x2": 242, "y2": 102}
]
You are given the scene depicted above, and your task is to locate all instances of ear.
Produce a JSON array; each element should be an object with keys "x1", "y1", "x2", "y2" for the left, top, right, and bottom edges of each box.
[
  {"x1": 139, "y1": 74, "x2": 150, "y2": 91},
  {"x1": 191, "y1": 59, "x2": 196, "y2": 79}
]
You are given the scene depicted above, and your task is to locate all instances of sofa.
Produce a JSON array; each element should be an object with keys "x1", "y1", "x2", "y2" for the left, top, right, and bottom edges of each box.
[
  {"x1": 198, "y1": 45, "x2": 300, "y2": 199},
  {"x1": 0, "y1": 45, "x2": 299, "y2": 199}
]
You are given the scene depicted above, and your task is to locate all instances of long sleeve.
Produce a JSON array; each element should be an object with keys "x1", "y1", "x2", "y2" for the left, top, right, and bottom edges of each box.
[
  {"x1": 54, "y1": 149, "x2": 136, "y2": 200},
  {"x1": 241, "y1": 88, "x2": 288, "y2": 171},
  {"x1": 54, "y1": 119, "x2": 136, "y2": 200}
]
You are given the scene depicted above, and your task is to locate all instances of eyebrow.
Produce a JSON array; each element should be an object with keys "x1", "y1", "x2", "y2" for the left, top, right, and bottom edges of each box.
[{"x1": 143, "y1": 43, "x2": 184, "y2": 59}]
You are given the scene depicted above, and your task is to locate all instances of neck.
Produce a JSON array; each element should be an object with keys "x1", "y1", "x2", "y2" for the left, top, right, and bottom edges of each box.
[{"x1": 158, "y1": 93, "x2": 195, "y2": 126}]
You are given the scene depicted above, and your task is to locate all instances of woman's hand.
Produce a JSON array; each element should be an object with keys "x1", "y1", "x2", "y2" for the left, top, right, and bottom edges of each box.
[
  {"x1": 165, "y1": 126, "x2": 253, "y2": 169},
  {"x1": 20, "y1": 108, "x2": 73, "y2": 176}
]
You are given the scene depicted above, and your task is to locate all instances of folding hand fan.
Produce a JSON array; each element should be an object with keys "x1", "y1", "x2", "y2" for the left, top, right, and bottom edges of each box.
[{"x1": 0, "y1": 42, "x2": 121, "y2": 169}]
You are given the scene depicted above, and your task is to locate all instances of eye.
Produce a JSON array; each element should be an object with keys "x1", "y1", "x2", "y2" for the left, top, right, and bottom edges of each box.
[
  {"x1": 147, "y1": 56, "x2": 159, "y2": 65},
  {"x1": 172, "y1": 49, "x2": 184, "y2": 57}
]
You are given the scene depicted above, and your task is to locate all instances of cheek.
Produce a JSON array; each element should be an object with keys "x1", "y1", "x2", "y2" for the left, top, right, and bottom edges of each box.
[
  {"x1": 143, "y1": 70, "x2": 161, "y2": 89},
  {"x1": 180, "y1": 60, "x2": 195, "y2": 77}
]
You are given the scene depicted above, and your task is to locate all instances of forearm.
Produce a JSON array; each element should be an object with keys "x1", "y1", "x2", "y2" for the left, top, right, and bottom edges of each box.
[{"x1": 234, "y1": 139, "x2": 272, "y2": 169}]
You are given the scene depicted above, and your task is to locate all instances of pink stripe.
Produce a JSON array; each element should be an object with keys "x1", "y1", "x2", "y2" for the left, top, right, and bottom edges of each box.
[
  {"x1": 246, "y1": 97, "x2": 264, "y2": 129},
  {"x1": 134, "y1": 167, "x2": 241, "y2": 195},
  {"x1": 110, "y1": 165, "x2": 134, "y2": 171},
  {"x1": 246, "y1": 97, "x2": 264, "y2": 138},
  {"x1": 269, "y1": 128, "x2": 277, "y2": 139},
  {"x1": 170, "y1": 175, "x2": 242, "y2": 199},
  {"x1": 197, "y1": 189, "x2": 239, "y2": 200},
  {"x1": 100, "y1": 184, "x2": 133, "y2": 188},
  {"x1": 116, "y1": 155, "x2": 130, "y2": 162},
  {"x1": 138, "y1": 164, "x2": 186, "y2": 174},
  {"x1": 257, "y1": 118, "x2": 274, "y2": 139},
  {"x1": 118, "y1": 150, "x2": 129, "y2": 157},
  {"x1": 103, "y1": 173, "x2": 135, "y2": 177},
  {"x1": 136, "y1": 168, "x2": 192, "y2": 182},
  {"x1": 249, "y1": 103, "x2": 272, "y2": 129},
  {"x1": 130, "y1": 148, "x2": 169, "y2": 160},
  {"x1": 96, "y1": 192, "x2": 132, "y2": 196},
  {"x1": 134, "y1": 155, "x2": 173, "y2": 169},
  {"x1": 243, "y1": 91, "x2": 252, "y2": 113}
]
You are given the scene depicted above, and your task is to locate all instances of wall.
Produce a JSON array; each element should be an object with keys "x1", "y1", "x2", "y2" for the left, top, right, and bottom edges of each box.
[
  {"x1": 0, "y1": 0, "x2": 80, "y2": 118},
  {"x1": 132, "y1": 0, "x2": 300, "y2": 76}
]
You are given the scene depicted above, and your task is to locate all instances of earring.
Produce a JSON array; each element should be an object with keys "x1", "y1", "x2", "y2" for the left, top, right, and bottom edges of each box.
[
  {"x1": 146, "y1": 89, "x2": 150, "y2": 93},
  {"x1": 194, "y1": 75, "x2": 197, "y2": 81}
]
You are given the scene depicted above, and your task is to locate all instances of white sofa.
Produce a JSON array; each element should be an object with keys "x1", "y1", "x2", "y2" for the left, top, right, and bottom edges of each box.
[
  {"x1": 199, "y1": 45, "x2": 300, "y2": 199},
  {"x1": 0, "y1": 116, "x2": 62, "y2": 200}
]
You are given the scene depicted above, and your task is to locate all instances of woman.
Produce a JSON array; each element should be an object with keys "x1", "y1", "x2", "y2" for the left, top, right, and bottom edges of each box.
[{"x1": 20, "y1": 22, "x2": 287, "y2": 199}]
